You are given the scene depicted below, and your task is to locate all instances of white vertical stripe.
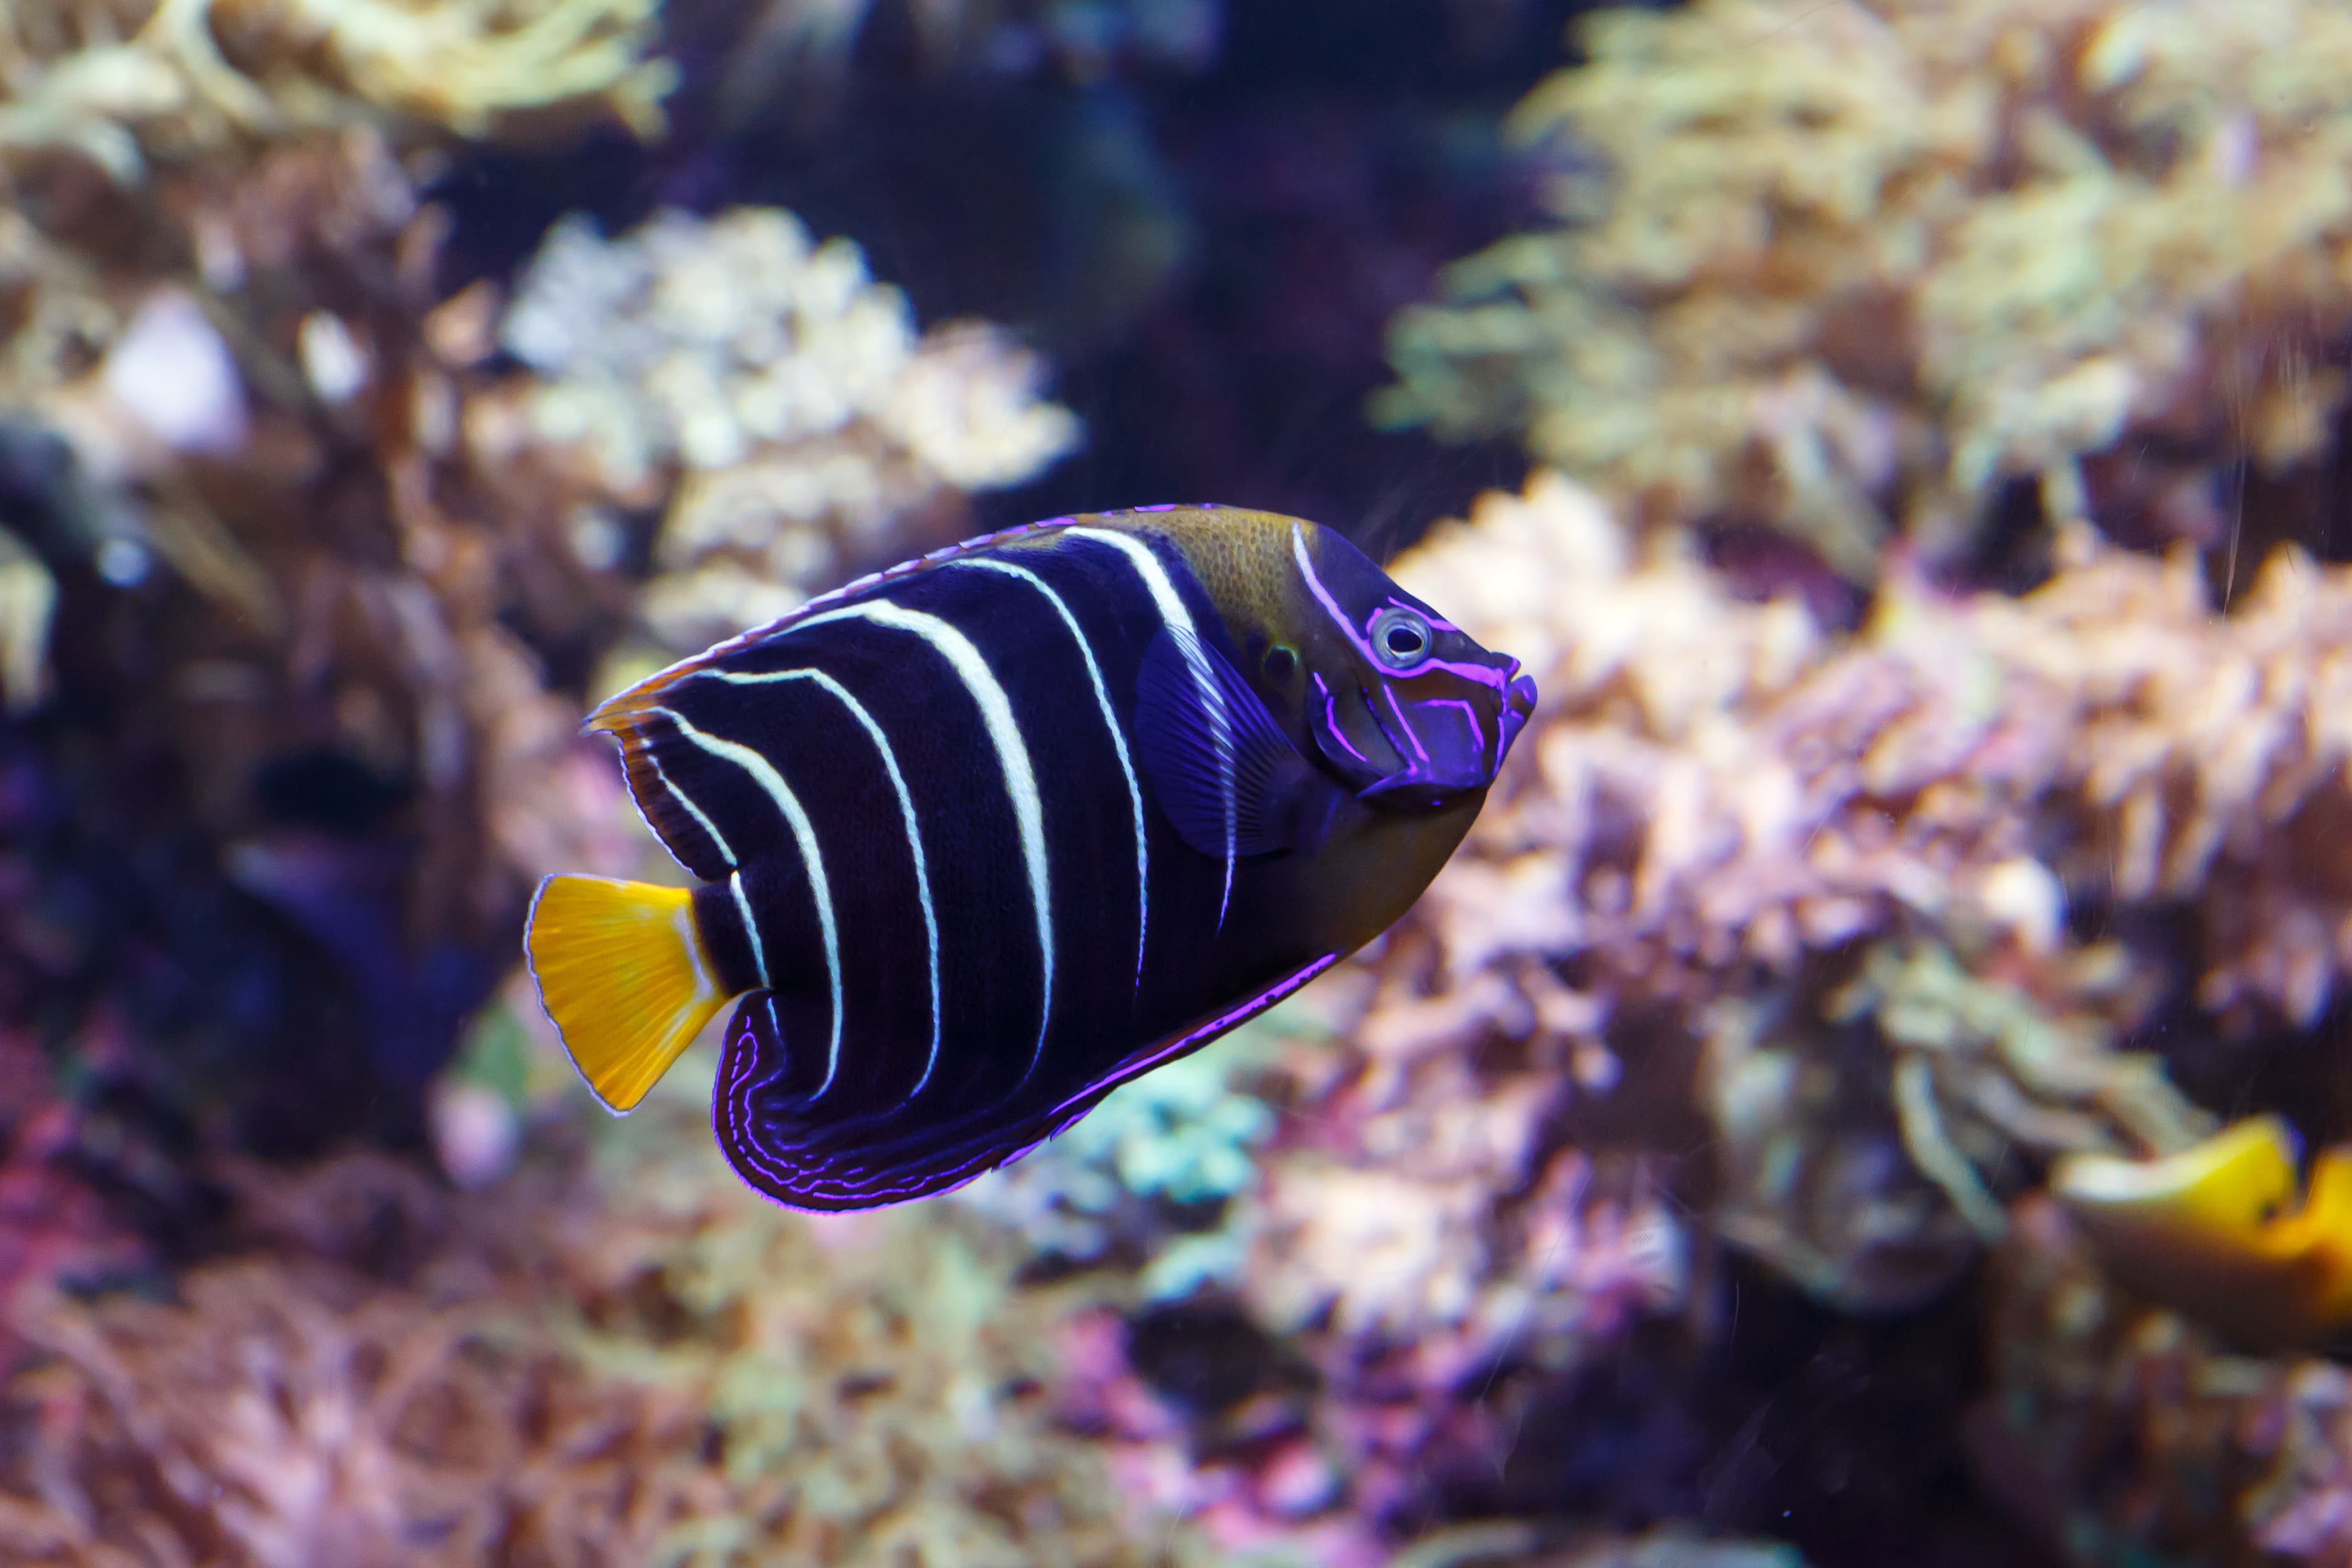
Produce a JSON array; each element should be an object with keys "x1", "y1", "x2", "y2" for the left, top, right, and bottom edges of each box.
[
  {"x1": 727, "y1": 871, "x2": 770, "y2": 988},
  {"x1": 1290, "y1": 522, "x2": 1363, "y2": 650},
  {"x1": 702, "y1": 667, "x2": 943, "y2": 1097},
  {"x1": 793, "y1": 600, "x2": 1058, "y2": 1083},
  {"x1": 955, "y1": 558, "x2": 1150, "y2": 996},
  {"x1": 1064, "y1": 526, "x2": 1237, "y2": 927},
  {"x1": 654, "y1": 707, "x2": 843, "y2": 1100},
  {"x1": 642, "y1": 746, "x2": 736, "y2": 867},
  {"x1": 674, "y1": 904, "x2": 716, "y2": 1005}
]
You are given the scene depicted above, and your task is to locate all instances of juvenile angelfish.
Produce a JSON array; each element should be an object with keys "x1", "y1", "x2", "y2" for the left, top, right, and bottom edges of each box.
[{"x1": 525, "y1": 506, "x2": 1537, "y2": 1211}]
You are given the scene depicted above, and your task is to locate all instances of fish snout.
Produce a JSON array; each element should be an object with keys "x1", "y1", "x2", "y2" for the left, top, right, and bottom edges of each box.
[{"x1": 1498, "y1": 665, "x2": 1539, "y2": 756}]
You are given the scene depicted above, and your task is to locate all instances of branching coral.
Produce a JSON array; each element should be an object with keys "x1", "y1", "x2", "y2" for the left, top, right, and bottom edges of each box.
[
  {"x1": 1342, "y1": 469, "x2": 2352, "y2": 1306},
  {"x1": 0, "y1": 0, "x2": 673, "y2": 180},
  {"x1": 4, "y1": 1258, "x2": 712, "y2": 1567},
  {"x1": 0, "y1": 1030, "x2": 152, "y2": 1373},
  {"x1": 0, "y1": 1099, "x2": 1234, "y2": 1568},
  {"x1": 0, "y1": 21, "x2": 1083, "y2": 1202},
  {"x1": 1392, "y1": 469, "x2": 2352, "y2": 1044},
  {"x1": 1972, "y1": 528, "x2": 2352, "y2": 1027},
  {"x1": 1702, "y1": 937, "x2": 2202, "y2": 1308},
  {"x1": 484, "y1": 207, "x2": 1083, "y2": 650},
  {"x1": 1236, "y1": 1028, "x2": 1687, "y2": 1383},
  {"x1": 1380, "y1": 471, "x2": 2034, "y2": 1038},
  {"x1": 954, "y1": 1021, "x2": 1278, "y2": 1298},
  {"x1": 946, "y1": 951, "x2": 1686, "y2": 1545},
  {"x1": 554, "y1": 1085, "x2": 1230, "y2": 1568},
  {"x1": 0, "y1": 122, "x2": 658, "y2": 1128},
  {"x1": 1377, "y1": 0, "x2": 2352, "y2": 577},
  {"x1": 1234, "y1": 1137, "x2": 1687, "y2": 1518},
  {"x1": 1071, "y1": 978, "x2": 1692, "y2": 1542},
  {"x1": 1968, "y1": 1194, "x2": 2352, "y2": 1568}
]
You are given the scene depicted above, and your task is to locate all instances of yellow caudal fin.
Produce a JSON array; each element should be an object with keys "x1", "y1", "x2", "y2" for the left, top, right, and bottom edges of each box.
[{"x1": 524, "y1": 875, "x2": 731, "y2": 1113}]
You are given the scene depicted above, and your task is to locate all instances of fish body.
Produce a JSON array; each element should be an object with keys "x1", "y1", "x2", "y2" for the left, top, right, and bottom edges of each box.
[
  {"x1": 526, "y1": 506, "x2": 1535, "y2": 1211},
  {"x1": 2052, "y1": 1116, "x2": 2352, "y2": 1350}
]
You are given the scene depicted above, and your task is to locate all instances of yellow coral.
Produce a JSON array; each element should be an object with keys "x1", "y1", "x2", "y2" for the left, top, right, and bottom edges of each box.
[
  {"x1": 0, "y1": 0, "x2": 674, "y2": 176},
  {"x1": 144, "y1": 0, "x2": 675, "y2": 138},
  {"x1": 1379, "y1": 0, "x2": 2352, "y2": 575}
]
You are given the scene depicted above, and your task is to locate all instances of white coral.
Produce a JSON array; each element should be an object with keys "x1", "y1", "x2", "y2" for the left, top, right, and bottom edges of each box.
[
  {"x1": 0, "y1": 0, "x2": 673, "y2": 177},
  {"x1": 497, "y1": 207, "x2": 1081, "y2": 649}
]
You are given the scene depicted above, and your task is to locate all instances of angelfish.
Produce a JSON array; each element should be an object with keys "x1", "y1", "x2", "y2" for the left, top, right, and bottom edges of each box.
[{"x1": 524, "y1": 506, "x2": 1537, "y2": 1211}]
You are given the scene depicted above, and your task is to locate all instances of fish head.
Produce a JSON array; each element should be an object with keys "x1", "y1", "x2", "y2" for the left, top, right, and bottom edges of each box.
[{"x1": 1282, "y1": 521, "x2": 1536, "y2": 805}]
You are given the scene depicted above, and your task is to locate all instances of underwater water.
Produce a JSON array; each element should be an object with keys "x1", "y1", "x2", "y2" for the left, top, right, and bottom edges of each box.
[{"x1": 3, "y1": 0, "x2": 2351, "y2": 1564}]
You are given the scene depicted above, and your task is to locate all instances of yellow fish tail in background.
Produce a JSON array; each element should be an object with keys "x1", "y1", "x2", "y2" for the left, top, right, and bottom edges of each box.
[
  {"x1": 2052, "y1": 1116, "x2": 2352, "y2": 1351},
  {"x1": 525, "y1": 876, "x2": 733, "y2": 1113}
]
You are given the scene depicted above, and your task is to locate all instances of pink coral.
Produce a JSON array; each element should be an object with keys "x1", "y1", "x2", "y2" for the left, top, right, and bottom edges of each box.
[
  {"x1": 1971, "y1": 1194, "x2": 2352, "y2": 1567},
  {"x1": 1387, "y1": 470, "x2": 2352, "y2": 1044}
]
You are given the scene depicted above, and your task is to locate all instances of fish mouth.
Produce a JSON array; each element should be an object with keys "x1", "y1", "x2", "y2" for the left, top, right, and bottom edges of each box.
[
  {"x1": 1355, "y1": 666, "x2": 1528, "y2": 805},
  {"x1": 1498, "y1": 665, "x2": 1538, "y2": 757},
  {"x1": 1356, "y1": 773, "x2": 1463, "y2": 807}
]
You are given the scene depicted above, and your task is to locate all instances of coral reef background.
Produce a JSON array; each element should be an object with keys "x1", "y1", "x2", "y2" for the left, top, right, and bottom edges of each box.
[{"x1": 6, "y1": 1, "x2": 2352, "y2": 1565}]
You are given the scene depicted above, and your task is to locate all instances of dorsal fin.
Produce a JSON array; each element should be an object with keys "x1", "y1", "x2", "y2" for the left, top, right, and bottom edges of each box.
[
  {"x1": 589, "y1": 511, "x2": 1238, "y2": 881},
  {"x1": 583, "y1": 523, "x2": 1086, "y2": 877},
  {"x1": 590, "y1": 705, "x2": 740, "y2": 882},
  {"x1": 591, "y1": 517, "x2": 1103, "y2": 734},
  {"x1": 592, "y1": 509, "x2": 1236, "y2": 733}
]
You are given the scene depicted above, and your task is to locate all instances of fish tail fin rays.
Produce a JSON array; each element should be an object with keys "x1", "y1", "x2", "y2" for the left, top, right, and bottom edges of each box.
[{"x1": 526, "y1": 875, "x2": 734, "y2": 1113}]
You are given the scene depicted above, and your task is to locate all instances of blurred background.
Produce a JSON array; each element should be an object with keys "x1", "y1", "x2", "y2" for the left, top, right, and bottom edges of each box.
[{"x1": 4, "y1": 1, "x2": 2352, "y2": 1564}]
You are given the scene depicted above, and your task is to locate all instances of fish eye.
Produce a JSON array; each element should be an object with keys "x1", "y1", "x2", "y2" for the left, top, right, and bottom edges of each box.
[
  {"x1": 1264, "y1": 645, "x2": 1298, "y2": 681},
  {"x1": 1370, "y1": 608, "x2": 1432, "y2": 670}
]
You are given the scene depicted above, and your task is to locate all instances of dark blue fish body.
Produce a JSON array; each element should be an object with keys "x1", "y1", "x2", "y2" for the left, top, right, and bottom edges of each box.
[{"x1": 526, "y1": 506, "x2": 1535, "y2": 1211}]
